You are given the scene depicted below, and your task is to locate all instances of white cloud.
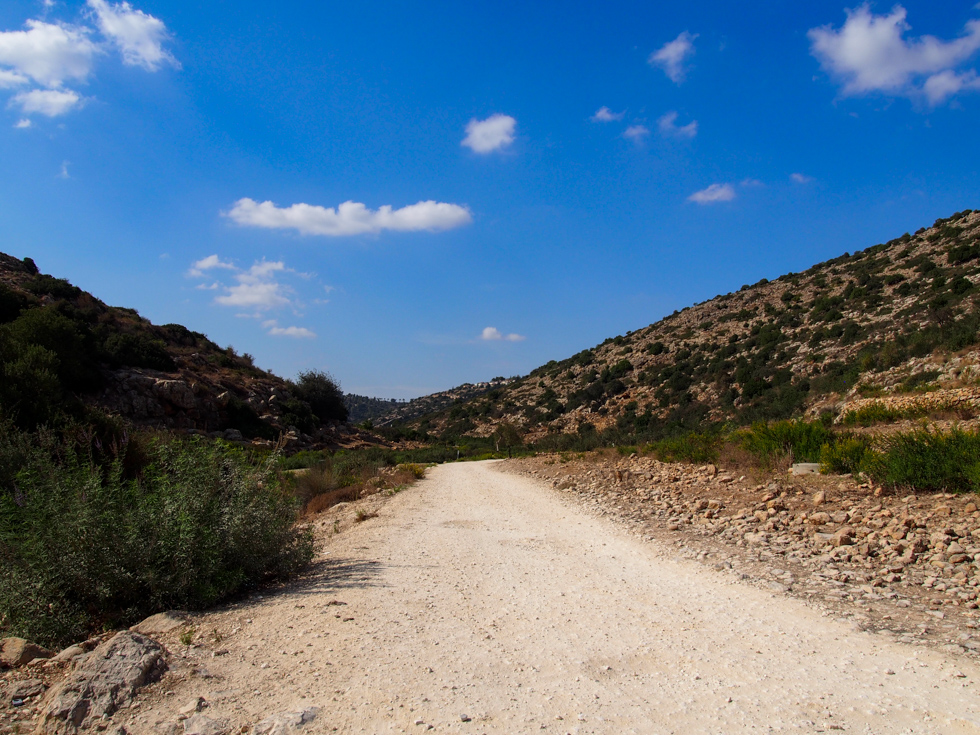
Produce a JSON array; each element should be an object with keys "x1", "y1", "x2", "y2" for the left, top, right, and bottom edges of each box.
[
  {"x1": 214, "y1": 281, "x2": 290, "y2": 309},
  {"x1": 87, "y1": 0, "x2": 179, "y2": 71},
  {"x1": 657, "y1": 110, "x2": 697, "y2": 139},
  {"x1": 214, "y1": 261, "x2": 291, "y2": 310},
  {"x1": 11, "y1": 87, "x2": 81, "y2": 115},
  {"x1": 262, "y1": 320, "x2": 316, "y2": 339},
  {"x1": 13, "y1": 117, "x2": 31, "y2": 128},
  {"x1": 688, "y1": 183, "x2": 735, "y2": 204},
  {"x1": 790, "y1": 172, "x2": 814, "y2": 184},
  {"x1": 57, "y1": 159, "x2": 69, "y2": 178},
  {"x1": 649, "y1": 31, "x2": 698, "y2": 83},
  {"x1": 922, "y1": 68, "x2": 980, "y2": 105},
  {"x1": 740, "y1": 178, "x2": 764, "y2": 187},
  {"x1": 480, "y1": 326, "x2": 525, "y2": 342},
  {"x1": 0, "y1": 19, "x2": 99, "y2": 88},
  {"x1": 591, "y1": 106, "x2": 624, "y2": 122},
  {"x1": 0, "y1": 69, "x2": 28, "y2": 88},
  {"x1": 622, "y1": 124, "x2": 650, "y2": 143},
  {"x1": 227, "y1": 198, "x2": 472, "y2": 237},
  {"x1": 809, "y1": 5, "x2": 980, "y2": 105},
  {"x1": 187, "y1": 254, "x2": 236, "y2": 277},
  {"x1": 461, "y1": 113, "x2": 516, "y2": 153}
]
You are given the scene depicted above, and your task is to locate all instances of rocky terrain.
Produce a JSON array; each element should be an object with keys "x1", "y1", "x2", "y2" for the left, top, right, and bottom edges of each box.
[
  {"x1": 369, "y1": 378, "x2": 515, "y2": 427},
  {"x1": 505, "y1": 452, "x2": 980, "y2": 654},
  {"x1": 408, "y1": 209, "x2": 980, "y2": 443}
]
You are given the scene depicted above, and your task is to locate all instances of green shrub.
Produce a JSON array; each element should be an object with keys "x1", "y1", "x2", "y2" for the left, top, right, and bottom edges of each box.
[
  {"x1": 736, "y1": 420, "x2": 831, "y2": 464},
  {"x1": 293, "y1": 370, "x2": 347, "y2": 423},
  {"x1": 0, "y1": 429, "x2": 313, "y2": 647},
  {"x1": 863, "y1": 428, "x2": 980, "y2": 493},
  {"x1": 819, "y1": 436, "x2": 871, "y2": 475},
  {"x1": 644, "y1": 432, "x2": 721, "y2": 464},
  {"x1": 100, "y1": 333, "x2": 176, "y2": 372}
]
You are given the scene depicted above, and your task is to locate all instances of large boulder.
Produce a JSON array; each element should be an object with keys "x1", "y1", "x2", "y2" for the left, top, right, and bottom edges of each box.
[
  {"x1": 35, "y1": 631, "x2": 167, "y2": 734},
  {"x1": 1, "y1": 637, "x2": 53, "y2": 668}
]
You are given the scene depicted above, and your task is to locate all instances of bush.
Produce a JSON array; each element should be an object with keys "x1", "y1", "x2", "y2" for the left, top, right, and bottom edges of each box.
[
  {"x1": 736, "y1": 420, "x2": 831, "y2": 465},
  {"x1": 293, "y1": 370, "x2": 348, "y2": 423},
  {"x1": 643, "y1": 432, "x2": 721, "y2": 464},
  {"x1": 819, "y1": 435, "x2": 871, "y2": 475},
  {"x1": 863, "y1": 428, "x2": 980, "y2": 493},
  {"x1": 0, "y1": 429, "x2": 313, "y2": 647}
]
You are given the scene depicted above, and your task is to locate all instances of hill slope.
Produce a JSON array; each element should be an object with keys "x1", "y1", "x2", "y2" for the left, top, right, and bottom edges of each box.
[
  {"x1": 409, "y1": 209, "x2": 980, "y2": 443},
  {"x1": 0, "y1": 253, "x2": 376, "y2": 450}
]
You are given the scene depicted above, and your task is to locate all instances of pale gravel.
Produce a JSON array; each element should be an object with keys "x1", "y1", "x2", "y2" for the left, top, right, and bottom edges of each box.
[{"x1": 131, "y1": 461, "x2": 980, "y2": 734}]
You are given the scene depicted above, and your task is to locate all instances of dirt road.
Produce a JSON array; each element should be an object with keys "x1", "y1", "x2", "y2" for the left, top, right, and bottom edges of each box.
[{"x1": 134, "y1": 461, "x2": 980, "y2": 734}]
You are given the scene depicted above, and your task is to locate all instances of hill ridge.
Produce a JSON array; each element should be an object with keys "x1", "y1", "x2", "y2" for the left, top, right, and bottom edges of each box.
[{"x1": 405, "y1": 208, "x2": 980, "y2": 444}]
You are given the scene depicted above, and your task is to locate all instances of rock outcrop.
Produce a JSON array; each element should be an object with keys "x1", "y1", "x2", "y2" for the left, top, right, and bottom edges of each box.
[{"x1": 35, "y1": 632, "x2": 167, "y2": 735}]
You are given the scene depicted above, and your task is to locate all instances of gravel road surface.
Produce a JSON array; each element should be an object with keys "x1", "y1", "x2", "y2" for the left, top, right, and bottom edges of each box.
[{"x1": 134, "y1": 461, "x2": 980, "y2": 734}]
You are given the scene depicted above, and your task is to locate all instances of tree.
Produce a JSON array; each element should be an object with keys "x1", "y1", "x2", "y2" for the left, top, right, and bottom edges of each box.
[
  {"x1": 293, "y1": 370, "x2": 348, "y2": 423},
  {"x1": 492, "y1": 422, "x2": 522, "y2": 452}
]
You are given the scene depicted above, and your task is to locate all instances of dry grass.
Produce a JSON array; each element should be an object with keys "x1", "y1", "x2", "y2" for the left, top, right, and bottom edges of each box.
[{"x1": 297, "y1": 461, "x2": 427, "y2": 518}]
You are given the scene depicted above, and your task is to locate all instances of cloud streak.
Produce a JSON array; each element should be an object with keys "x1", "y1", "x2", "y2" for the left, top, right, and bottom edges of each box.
[
  {"x1": 480, "y1": 326, "x2": 525, "y2": 342},
  {"x1": 657, "y1": 110, "x2": 697, "y2": 139},
  {"x1": 11, "y1": 88, "x2": 82, "y2": 115},
  {"x1": 649, "y1": 31, "x2": 697, "y2": 83},
  {"x1": 688, "y1": 183, "x2": 735, "y2": 204},
  {"x1": 591, "y1": 106, "x2": 624, "y2": 122},
  {"x1": 227, "y1": 198, "x2": 472, "y2": 237},
  {"x1": 87, "y1": 0, "x2": 180, "y2": 71},
  {"x1": 262, "y1": 320, "x2": 315, "y2": 339},
  {"x1": 622, "y1": 124, "x2": 650, "y2": 143}
]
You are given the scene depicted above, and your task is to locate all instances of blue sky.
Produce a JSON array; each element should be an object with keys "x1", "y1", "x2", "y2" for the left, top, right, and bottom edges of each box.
[{"x1": 1, "y1": 1, "x2": 979, "y2": 398}]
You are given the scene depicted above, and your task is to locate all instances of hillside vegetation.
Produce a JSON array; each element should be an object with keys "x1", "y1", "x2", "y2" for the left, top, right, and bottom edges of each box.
[
  {"x1": 408, "y1": 210, "x2": 980, "y2": 447},
  {"x1": 0, "y1": 252, "x2": 359, "y2": 448}
]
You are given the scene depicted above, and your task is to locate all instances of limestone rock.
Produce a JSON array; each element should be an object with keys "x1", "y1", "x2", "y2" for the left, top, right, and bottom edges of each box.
[
  {"x1": 35, "y1": 631, "x2": 167, "y2": 735},
  {"x1": 1, "y1": 637, "x2": 53, "y2": 668},
  {"x1": 8, "y1": 678, "x2": 46, "y2": 701},
  {"x1": 131, "y1": 611, "x2": 189, "y2": 637},
  {"x1": 182, "y1": 714, "x2": 230, "y2": 735},
  {"x1": 253, "y1": 708, "x2": 320, "y2": 735}
]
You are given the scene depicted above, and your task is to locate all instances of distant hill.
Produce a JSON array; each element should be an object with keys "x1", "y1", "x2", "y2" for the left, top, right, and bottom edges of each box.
[
  {"x1": 404, "y1": 209, "x2": 980, "y2": 444},
  {"x1": 0, "y1": 252, "x2": 377, "y2": 451},
  {"x1": 344, "y1": 393, "x2": 408, "y2": 424},
  {"x1": 372, "y1": 379, "x2": 515, "y2": 426}
]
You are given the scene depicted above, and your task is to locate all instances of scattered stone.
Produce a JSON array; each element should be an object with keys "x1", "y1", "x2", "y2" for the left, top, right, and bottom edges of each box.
[
  {"x1": 7, "y1": 678, "x2": 45, "y2": 701},
  {"x1": 791, "y1": 463, "x2": 821, "y2": 476},
  {"x1": 183, "y1": 714, "x2": 231, "y2": 735},
  {"x1": 131, "y1": 611, "x2": 189, "y2": 636},
  {"x1": 813, "y1": 491, "x2": 826, "y2": 506},
  {"x1": 460, "y1": 714, "x2": 471, "y2": 723},
  {"x1": 253, "y1": 707, "x2": 320, "y2": 735},
  {"x1": 1, "y1": 637, "x2": 53, "y2": 668},
  {"x1": 47, "y1": 645, "x2": 88, "y2": 666},
  {"x1": 179, "y1": 697, "x2": 207, "y2": 716},
  {"x1": 35, "y1": 631, "x2": 167, "y2": 735}
]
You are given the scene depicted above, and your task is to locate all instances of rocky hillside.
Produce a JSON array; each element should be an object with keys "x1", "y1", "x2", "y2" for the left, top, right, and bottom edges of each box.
[
  {"x1": 0, "y1": 252, "x2": 377, "y2": 451},
  {"x1": 410, "y1": 209, "x2": 980, "y2": 442},
  {"x1": 370, "y1": 378, "x2": 515, "y2": 426}
]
